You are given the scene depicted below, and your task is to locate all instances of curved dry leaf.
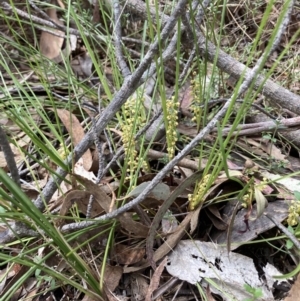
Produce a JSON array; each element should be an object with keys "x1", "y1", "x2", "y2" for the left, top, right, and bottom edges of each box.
[
  {"x1": 128, "y1": 182, "x2": 170, "y2": 201},
  {"x1": 205, "y1": 204, "x2": 228, "y2": 231},
  {"x1": 74, "y1": 174, "x2": 113, "y2": 213},
  {"x1": 58, "y1": 189, "x2": 105, "y2": 225},
  {"x1": 39, "y1": 5, "x2": 64, "y2": 62},
  {"x1": 190, "y1": 205, "x2": 202, "y2": 234},
  {"x1": 103, "y1": 265, "x2": 123, "y2": 292},
  {"x1": 54, "y1": 109, "x2": 93, "y2": 171},
  {"x1": 56, "y1": 190, "x2": 92, "y2": 227},
  {"x1": 146, "y1": 171, "x2": 203, "y2": 269},
  {"x1": 71, "y1": 53, "x2": 93, "y2": 79},
  {"x1": 252, "y1": 187, "x2": 268, "y2": 220},
  {"x1": 118, "y1": 213, "x2": 149, "y2": 238},
  {"x1": 113, "y1": 244, "x2": 145, "y2": 265},
  {"x1": 130, "y1": 273, "x2": 149, "y2": 301},
  {"x1": 145, "y1": 257, "x2": 167, "y2": 301},
  {"x1": 125, "y1": 210, "x2": 195, "y2": 273}
]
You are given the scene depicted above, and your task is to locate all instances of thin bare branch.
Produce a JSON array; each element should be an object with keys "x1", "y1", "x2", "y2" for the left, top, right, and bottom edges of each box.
[
  {"x1": 113, "y1": 0, "x2": 131, "y2": 77},
  {"x1": 0, "y1": 2, "x2": 73, "y2": 37},
  {"x1": 0, "y1": 125, "x2": 20, "y2": 187},
  {"x1": 265, "y1": 213, "x2": 300, "y2": 250}
]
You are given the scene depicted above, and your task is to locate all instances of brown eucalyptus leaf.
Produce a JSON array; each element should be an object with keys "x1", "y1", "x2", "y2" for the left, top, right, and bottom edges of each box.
[
  {"x1": 118, "y1": 213, "x2": 149, "y2": 238},
  {"x1": 250, "y1": 138, "x2": 288, "y2": 165},
  {"x1": 130, "y1": 273, "x2": 148, "y2": 301},
  {"x1": 206, "y1": 205, "x2": 228, "y2": 231},
  {"x1": 103, "y1": 265, "x2": 123, "y2": 292},
  {"x1": 179, "y1": 82, "x2": 193, "y2": 111},
  {"x1": 145, "y1": 257, "x2": 167, "y2": 301},
  {"x1": 190, "y1": 205, "x2": 202, "y2": 234},
  {"x1": 76, "y1": 193, "x2": 104, "y2": 218},
  {"x1": 125, "y1": 210, "x2": 196, "y2": 273},
  {"x1": 54, "y1": 109, "x2": 93, "y2": 171},
  {"x1": 56, "y1": 190, "x2": 90, "y2": 227},
  {"x1": 39, "y1": 1, "x2": 64, "y2": 62},
  {"x1": 74, "y1": 174, "x2": 113, "y2": 213},
  {"x1": 113, "y1": 244, "x2": 145, "y2": 265},
  {"x1": 1, "y1": 265, "x2": 31, "y2": 300}
]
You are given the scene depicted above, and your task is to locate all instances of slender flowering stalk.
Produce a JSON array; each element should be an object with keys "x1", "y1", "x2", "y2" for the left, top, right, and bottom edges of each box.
[
  {"x1": 165, "y1": 96, "x2": 179, "y2": 160},
  {"x1": 120, "y1": 96, "x2": 147, "y2": 182}
]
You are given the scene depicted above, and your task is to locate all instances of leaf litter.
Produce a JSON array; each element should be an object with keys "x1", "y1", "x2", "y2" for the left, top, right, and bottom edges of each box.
[{"x1": 0, "y1": 0, "x2": 300, "y2": 300}]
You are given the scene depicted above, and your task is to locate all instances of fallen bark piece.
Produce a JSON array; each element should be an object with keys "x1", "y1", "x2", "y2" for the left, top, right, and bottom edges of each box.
[{"x1": 166, "y1": 240, "x2": 288, "y2": 301}]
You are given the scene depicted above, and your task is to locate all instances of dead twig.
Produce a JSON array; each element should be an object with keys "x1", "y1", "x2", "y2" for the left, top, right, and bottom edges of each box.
[
  {"x1": 113, "y1": 0, "x2": 131, "y2": 78},
  {"x1": 0, "y1": 125, "x2": 20, "y2": 187},
  {"x1": 1, "y1": 2, "x2": 80, "y2": 38},
  {"x1": 265, "y1": 213, "x2": 300, "y2": 250},
  {"x1": 221, "y1": 116, "x2": 300, "y2": 137}
]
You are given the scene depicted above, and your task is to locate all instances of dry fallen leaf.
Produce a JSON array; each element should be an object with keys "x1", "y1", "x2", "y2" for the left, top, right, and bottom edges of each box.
[
  {"x1": 118, "y1": 212, "x2": 149, "y2": 238},
  {"x1": 166, "y1": 240, "x2": 287, "y2": 301},
  {"x1": 104, "y1": 265, "x2": 123, "y2": 292},
  {"x1": 71, "y1": 52, "x2": 93, "y2": 79},
  {"x1": 0, "y1": 143, "x2": 22, "y2": 170},
  {"x1": 130, "y1": 273, "x2": 148, "y2": 301},
  {"x1": 39, "y1": 0, "x2": 65, "y2": 63},
  {"x1": 74, "y1": 174, "x2": 113, "y2": 213},
  {"x1": 56, "y1": 189, "x2": 105, "y2": 227},
  {"x1": 113, "y1": 244, "x2": 145, "y2": 265},
  {"x1": 145, "y1": 257, "x2": 167, "y2": 301},
  {"x1": 124, "y1": 210, "x2": 196, "y2": 273},
  {"x1": 54, "y1": 109, "x2": 93, "y2": 171}
]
